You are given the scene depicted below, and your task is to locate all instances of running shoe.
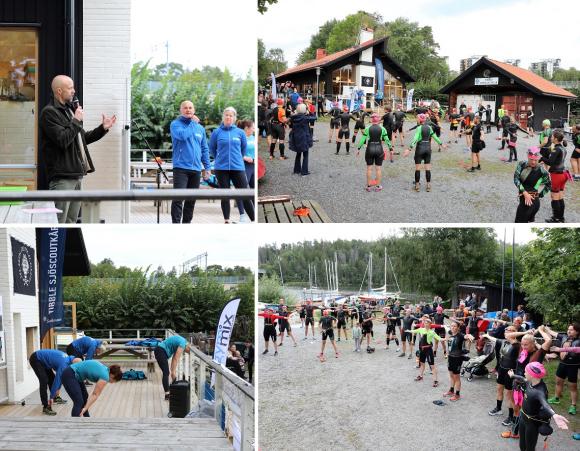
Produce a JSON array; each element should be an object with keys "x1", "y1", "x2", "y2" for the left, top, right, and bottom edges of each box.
[
  {"x1": 374, "y1": 185, "x2": 383, "y2": 192},
  {"x1": 274, "y1": 351, "x2": 278, "y2": 356},
  {"x1": 432, "y1": 381, "x2": 439, "y2": 387},
  {"x1": 450, "y1": 394, "x2": 461, "y2": 402},
  {"x1": 467, "y1": 168, "x2": 476, "y2": 173},
  {"x1": 294, "y1": 343, "x2": 297, "y2": 347},
  {"x1": 414, "y1": 375, "x2": 423, "y2": 381},
  {"x1": 43, "y1": 407, "x2": 57, "y2": 416},
  {"x1": 54, "y1": 396, "x2": 67, "y2": 404},
  {"x1": 488, "y1": 407, "x2": 503, "y2": 416},
  {"x1": 408, "y1": 354, "x2": 412, "y2": 359},
  {"x1": 500, "y1": 431, "x2": 518, "y2": 439},
  {"x1": 262, "y1": 350, "x2": 268, "y2": 355},
  {"x1": 337, "y1": 338, "x2": 341, "y2": 342},
  {"x1": 239, "y1": 213, "x2": 251, "y2": 223},
  {"x1": 398, "y1": 352, "x2": 405, "y2": 357},
  {"x1": 476, "y1": 166, "x2": 481, "y2": 170},
  {"x1": 279, "y1": 156, "x2": 288, "y2": 160},
  {"x1": 414, "y1": 183, "x2": 420, "y2": 192},
  {"x1": 426, "y1": 183, "x2": 431, "y2": 192},
  {"x1": 269, "y1": 156, "x2": 274, "y2": 160},
  {"x1": 365, "y1": 186, "x2": 373, "y2": 192},
  {"x1": 278, "y1": 342, "x2": 283, "y2": 346},
  {"x1": 569, "y1": 405, "x2": 576, "y2": 415},
  {"x1": 335, "y1": 352, "x2": 340, "y2": 358},
  {"x1": 443, "y1": 391, "x2": 454, "y2": 397},
  {"x1": 396, "y1": 348, "x2": 400, "y2": 352},
  {"x1": 501, "y1": 417, "x2": 514, "y2": 427},
  {"x1": 573, "y1": 433, "x2": 580, "y2": 440},
  {"x1": 164, "y1": 394, "x2": 170, "y2": 401},
  {"x1": 547, "y1": 397, "x2": 560, "y2": 405}
]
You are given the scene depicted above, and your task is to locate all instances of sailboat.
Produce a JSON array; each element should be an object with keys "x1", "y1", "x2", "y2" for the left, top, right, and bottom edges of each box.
[
  {"x1": 303, "y1": 253, "x2": 346, "y2": 306},
  {"x1": 358, "y1": 248, "x2": 401, "y2": 303}
]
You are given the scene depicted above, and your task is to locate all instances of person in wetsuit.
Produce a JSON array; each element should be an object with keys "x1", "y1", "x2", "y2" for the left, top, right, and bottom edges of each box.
[
  {"x1": 499, "y1": 111, "x2": 512, "y2": 150},
  {"x1": 511, "y1": 362, "x2": 569, "y2": 451},
  {"x1": 259, "y1": 309, "x2": 286, "y2": 356},
  {"x1": 408, "y1": 317, "x2": 440, "y2": 387},
  {"x1": 361, "y1": 306, "x2": 375, "y2": 352},
  {"x1": 393, "y1": 105, "x2": 406, "y2": 148},
  {"x1": 484, "y1": 326, "x2": 521, "y2": 425},
  {"x1": 501, "y1": 326, "x2": 553, "y2": 439},
  {"x1": 547, "y1": 322, "x2": 580, "y2": 415},
  {"x1": 318, "y1": 310, "x2": 339, "y2": 361},
  {"x1": 336, "y1": 105, "x2": 356, "y2": 154},
  {"x1": 442, "y1": 321, "x2": 474, "y2": 402},
  {"x1": 571, "y1": 124, "x2": 580, "y2": 181},
  {"x1": 381, "y1": 107, "x2": 396, "y2": 161},
  {"x1": 303, "y1": 300, "x2": 320, "y2": 340},
  {"x1": 526, "y1": 108, "x2": 535, "y2": 137},
  {"x1": 328, "y1": 102, "x2": 341, "y2": 143},
  {"x1": 540, "y1": 130, "x2": 569, "y2": 223},
  {"x1": 392, "y1": 300, "x2": 404, "y2": 344},
  {"x1": 513, "y1": 147, "x2": 551, "y2": 223},
  {"x1": 467, "y1": 116, "x2": 485, "y2": 172},
  {"x1": 351, "y1": 110, "x2": 369, "y2": 144},
  {"x1": 269, "y1": 98, "x2": 288, "y2": 160},
  {"x1": 383, "y1": 307, "x2": 400, "y2": 351},
  {"x1": 505, "y1": 115, "x2": 530, "y2": 162},
  {"x1": 404, "y1": 114, "x2": 444, "y2": 192},
  {"x1": 357, "y1": 113, "x2": 392, "y2": 192},
  {"x1": 485, "y1": 104, "x2": 493, "y2": 134},
  {"x1": 277, "y1": 304, "x2": 297, "y2": 347},
  {"x1": 401, "y1": 309, "x2": 418, "y2": 358},
  {"x1": 431, "y1": 305, "x2": 449, "y2": 357},
  {"x1": 448, "y1": 108, "x2": 461, "y2": 143},
  {"x1": 336, "y1": 304, "x2": 349, "y2": 341}
]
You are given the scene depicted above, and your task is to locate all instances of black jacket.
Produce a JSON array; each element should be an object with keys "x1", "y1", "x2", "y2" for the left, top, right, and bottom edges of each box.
[{"x1": 39, "y1": 98, "x2": 108, "y2": 181}]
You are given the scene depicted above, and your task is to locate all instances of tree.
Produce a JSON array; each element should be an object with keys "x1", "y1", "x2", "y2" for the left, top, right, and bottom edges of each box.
[
  {"x1": 326, "y1": 12, "x2": 385, "y2": 54},
  {"x1": 296, "y1": 19, "x2": 338, "y2": 64},
  {"x1": 520, "y1": 228, "x2": 580, "y2": 328},
  {"x1": 258, "y1": 0, "x2": 277, "y2": 14},
  {"x1": 551, "y1": 67, "x2": 580, "y2": 82},
  {"x1": 258, "y1": 39, "x2": 287, "y2": 84}
]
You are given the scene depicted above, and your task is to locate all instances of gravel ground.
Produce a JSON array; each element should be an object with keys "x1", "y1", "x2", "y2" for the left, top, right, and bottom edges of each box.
[
  {"x1": 258, "y1": 120, "x2": 579, "y2": 223},
  {"x1": 258, "y1": 318, "x2": 576, "y2": 451}
]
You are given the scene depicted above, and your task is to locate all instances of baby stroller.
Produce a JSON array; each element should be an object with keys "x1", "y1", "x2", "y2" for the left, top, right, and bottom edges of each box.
[{"x1": 461, "y1": 341, "x2": 495, "y2": 382}]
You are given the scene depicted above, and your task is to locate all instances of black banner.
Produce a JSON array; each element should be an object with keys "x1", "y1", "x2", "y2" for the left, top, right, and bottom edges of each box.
[
  {"x1": 10, "y1": 237, "x2": 36, "y2": 296},
  {"x1": 362, "y1": 76, "x2": 374, "y2": 88}
]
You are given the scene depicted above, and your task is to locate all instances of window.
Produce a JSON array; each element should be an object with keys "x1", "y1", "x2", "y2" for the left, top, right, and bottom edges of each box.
[
  {"x1": 383, "y1": 70, "x2": 403, "y2": 103},
  {"x1": 482, "y1": 94, "x2": 496, "y2": 102},
  {"x1": 0, "y1": 28, "x2": 38, "y2": 188},
  {"x1": 331, "y1": 64, "x2": 353, "y2": 96}
]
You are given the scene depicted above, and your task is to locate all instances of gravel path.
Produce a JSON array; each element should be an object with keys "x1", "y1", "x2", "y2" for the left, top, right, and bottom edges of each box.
[
  {"x1": 258, "y1": 318, "x2": 576, "y2": 451},
  {"x1": 258, "y1": 120, "x2": 579, "y2": 223}
]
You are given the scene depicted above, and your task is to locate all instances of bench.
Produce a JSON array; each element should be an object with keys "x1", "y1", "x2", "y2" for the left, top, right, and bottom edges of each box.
[{"x1": 258, "y1": 196, "x2": 332, "y2": 223}]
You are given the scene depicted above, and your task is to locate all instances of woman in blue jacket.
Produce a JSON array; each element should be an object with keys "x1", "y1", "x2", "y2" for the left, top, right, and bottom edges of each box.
[
  {"x1": 209, "y1": 107, "x2": 255, "y2": 223},
  {"x1": 289, "y1": 103, "x2": 317, "y2": 175}
]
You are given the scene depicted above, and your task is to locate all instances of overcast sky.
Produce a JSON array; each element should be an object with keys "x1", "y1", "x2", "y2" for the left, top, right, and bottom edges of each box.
[
  {"x1": 131, "y1": 0, "x2": 254, "y2": 77},
  {"x1": 259, "y1": 0, "x2": 580, "y2": 72},
  {"x1": 81, "y1": 226, "x2": 256, "y2": 271},
  {"x1": 257, "y1": 225, "x2": 538, "y2": 247}
]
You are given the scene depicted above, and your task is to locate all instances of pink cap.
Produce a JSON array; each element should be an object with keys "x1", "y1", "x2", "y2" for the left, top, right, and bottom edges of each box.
[
  {"x1": 525, "y1": 361, "x2": 546, "y2": 379},
  {"x1": 528, "y1": 146, "x2": 541, "y2": 160},
  {"x1": 297, "y1": 97, "x2": 303, "y2": 104},
  {"x1": 417, "y1": 114, "x2": 427, "y2": 124},
  {"x1": 371, "y1": 113, "x2": 380, "y2": 124},
  {"x1": 436, "y1": 306, "x2": 443, "y2": 313}
]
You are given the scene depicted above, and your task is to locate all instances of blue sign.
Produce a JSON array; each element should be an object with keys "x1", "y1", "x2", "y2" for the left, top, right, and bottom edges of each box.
[
  {"x1": 375, "y1": 58, "x2": 384, "y2": 96},
  {"x1": 39, "y1": 228, "x2": 67, "y2": 339}
]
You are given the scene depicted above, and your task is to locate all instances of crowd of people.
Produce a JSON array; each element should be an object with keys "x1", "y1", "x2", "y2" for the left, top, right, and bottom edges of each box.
[
  {"x1": 259, "y1": 297, "x2": 579, "y2": 450},
  {"x1": 258, "y1": 86, "x2": 577, "y2": 223}
]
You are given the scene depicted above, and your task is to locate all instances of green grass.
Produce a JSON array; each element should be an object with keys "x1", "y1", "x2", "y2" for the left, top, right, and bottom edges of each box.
[{"x1": 544, "y1": 359, "x2": 580, "y2": 431}]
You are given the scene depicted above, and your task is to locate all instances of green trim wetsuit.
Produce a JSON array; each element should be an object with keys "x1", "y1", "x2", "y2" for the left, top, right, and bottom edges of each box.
[
  {"x1": 358, "y1": 124, "x2": 392, "y2": 166},
  {"x1": 513, "y1": 162, "x2": 551, "y2": 223},
  {"x1": 409, "y1": 124, "x2": 442, "y2": 164}
]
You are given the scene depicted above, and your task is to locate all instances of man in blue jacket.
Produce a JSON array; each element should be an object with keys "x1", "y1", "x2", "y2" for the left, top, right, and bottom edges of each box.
[
  {"x1": 170, "y1": 101, "x2": 210, "y2": 223},
  {"x1": 29, "y1": 349, "x2": 81, "y2": 415}
]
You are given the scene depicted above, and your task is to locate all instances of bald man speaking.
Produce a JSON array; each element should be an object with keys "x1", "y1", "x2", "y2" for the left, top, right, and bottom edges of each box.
[{"x1": 39, "y1": 75, "x2": 116, "y2": 223}]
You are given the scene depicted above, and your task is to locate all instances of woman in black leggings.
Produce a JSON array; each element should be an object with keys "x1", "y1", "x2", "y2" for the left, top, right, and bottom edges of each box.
[{"x1": 209, "y1": 107, "x2": 255, "y2": 223}]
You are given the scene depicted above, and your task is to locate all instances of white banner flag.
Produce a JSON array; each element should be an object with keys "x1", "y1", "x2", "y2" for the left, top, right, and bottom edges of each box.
[
  {"x1": 212, "y1": 297, "x2": 241, "y2": 366},
  {"x1": 271, "y1": 73, "x2": 277, "y2": 99},
  {"x1": 406, "y1": 89, "x2": 415, "y2": 111}
]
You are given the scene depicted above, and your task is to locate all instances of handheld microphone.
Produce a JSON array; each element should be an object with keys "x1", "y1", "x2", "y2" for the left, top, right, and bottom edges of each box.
[{"x1": 71, "y1": 96, "x2": 80, "y2": 112}]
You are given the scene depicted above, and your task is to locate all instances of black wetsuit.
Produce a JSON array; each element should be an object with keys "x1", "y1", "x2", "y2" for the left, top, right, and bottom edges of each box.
[
  {"x1": 258, "y1": 103, "x2": 267, "y2": 136},
  {"x1": 447, "y1": 332, "x2": 466, "y2": 374},
  {"x1": 329, "y1": 107, "x2": 341, "y2": 129},
  {"x1": 362, "y1": 124, "x2": 387, "y2": 166},
  {"x1": 496, "y1": 339, "x2": 521, "y2": 390},
  {"x1": 278, "y1": 311, "x2": 290, "y2": 333},
  {"x1": 385, "y1": 313, "x2": 397, "y2": 335},
  {"x1": 354, "y1": 111, "x2": 368, "y2": 131},
  {"x1": 270, "y1": 107, "x2": 286, "y2": 141},
  {"x1": 362, "y1": 311, "x2": 373, "y2": 336},
  {"x1": 572, "y1": 132, "x2": 580, "y2": 159},
  {"x1": 263, "y1": 315, "x2": 277, "y2": 342},
  {"x1": 305, "y1": 305, "x2": 315, "y2": 326},
  {"x1": 555, "y1": 334, "x2": 580, "y2": 383},
  {"x1": 320, "y1": 315, "x2": 335, "y2": 341},
  {"x1": 472, "y1": 123, "x2": 483, "y2": 152},
  {"x1": 431, "y1": 313, "x2": 448, "y2": 337},
  {"x1": 394, "y1": 111, "x2": 406, "y2": 133},
  {"x1": 450, "y1": 113, "x2": 461, "y2": 131},
  {"x1": 526, "y1": 110, "x2": 534, "y2": 129},
  {"x1": 336, "y1": 309, "x2": 347, "y2": 329},
  {"x1": 402, "y1": 316, "x2": 417, "y2": 342},
  {"x1": 514, "y1": 379, "x2": 556, "y2": 451},
  {"x1": 485, "y1": 108, "x2": 492, "y2": 132},
  {"x1": 382, "y1": 112, "x2": 395, "y2": 141},
  {"x1": 337, "y1": 112, "x2": 355, "y2": 139},
  {"x1": 429, "y1": 113, "x2": 441, "y2": 137},
  {"x1": 413, "y1": 124, "x2": 436, "y2": 164},
  {"x1": 506, "y1": 122, "x2": 528, "y2": 161}
]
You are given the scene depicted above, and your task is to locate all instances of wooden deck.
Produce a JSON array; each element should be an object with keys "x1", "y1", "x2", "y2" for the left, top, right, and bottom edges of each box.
[
  {"x1": 0, "y1": 362, "x2": 167, "y2": 418},
  {"x1": 0, "y1": 362, "x2": 232, "y2": 449},
  {"x1": 0, "y1": 417, "x2": 231, "y2": 450},
  {"x1": 258, "y1": 198, "x2": 332, "y2": 223},
  {"x1": 130, "y1": 200, "x2": 235, "y2": 224},
  {"x1": 0, "y1": 201, "x2": 58, "y2": 223}
]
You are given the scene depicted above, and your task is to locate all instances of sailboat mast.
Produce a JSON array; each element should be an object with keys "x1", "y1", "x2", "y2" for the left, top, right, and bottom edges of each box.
[
  {"x1": 384, "y1": 247, "x2": 387, "y2": 291},
  {"x1": 388, "y1": 254, "x2": 400, "y2": 292},
  {"x1": 368, "y1": 253, "x2": 373, "y2": 293},
  {"x1": 335, "y1": 252, "x2": 339, "y2": 292}
]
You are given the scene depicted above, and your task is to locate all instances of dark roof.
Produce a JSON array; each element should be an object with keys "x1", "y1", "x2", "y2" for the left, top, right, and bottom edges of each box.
[
  {"x1": 456, "y1": 280, "x2": 523, "y2": 292},
  {"x1": 63, "y1": 228, "x2": 91, "y2": 276},
  {"x1": 441, "y1": 57, "x2": 576, "y2": 99},
  {"x1": 276, "y1": 37, "x2": 415, "y2": 82}
]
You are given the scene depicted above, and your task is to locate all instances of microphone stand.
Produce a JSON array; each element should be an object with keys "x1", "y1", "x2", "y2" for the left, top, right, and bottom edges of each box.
[{"x1": 131, "y1": 120, "x2": 170, "y2": 224}]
